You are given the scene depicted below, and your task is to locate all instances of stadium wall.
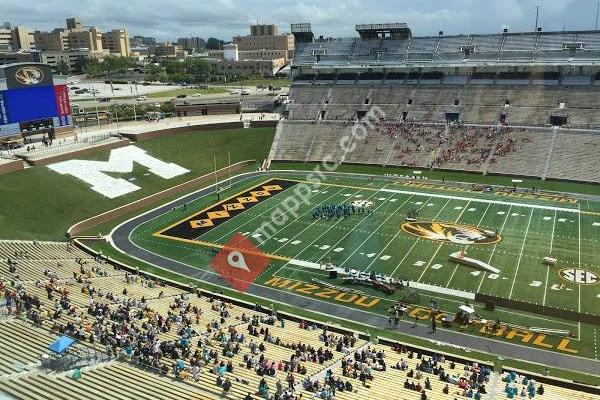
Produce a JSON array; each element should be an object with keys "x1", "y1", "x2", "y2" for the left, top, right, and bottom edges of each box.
[
  {"x1": 67, "y1": 160, "x2": 255, "y2": 237},
  {"x1": 500, "y1": 367, "x2": 600, "y2": 395},
  {"x1": 0, "y1": 159, "x2": 24, "y2": 175},
  {"x1": 122, "y1": 120, "x2": 278, "y2": 142},
  {"x1": 475, "y1": 293, "x2": 600, "y2": 325},
  {"x1": 27, "y1": 139, "x2": 129, "y2": 166},
  {"x1": 122, "y1": 122, "x2": 244, "y2": 142}
]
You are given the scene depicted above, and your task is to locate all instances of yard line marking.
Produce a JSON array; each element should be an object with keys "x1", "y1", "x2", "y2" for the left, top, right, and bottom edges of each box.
[
  {"x1": 362, "y1": 197, "x2": 418, "y2": 273},
  {"x1": 389, "y1": 198, "x2": 448, "y2": 278},
  {"x1": 281, "y1": 186, "x2": 388, "y2": 267},
  {"x1": 417, "y1": 200, "x2": 471, "y2": 283},
  {"x1": 477, "y1": 205, "x2": 512, "y2": 293},
  {"x1": 446, "y1": 203, "x2": 491, "y2": 288},
  {"x1": 269, "y1": 186, "x2": 360, "y2": 254},
  {"x1": 543, "y1": 209, "x2": 557, "y2": 306},
  {"x1": 338, "y1": 195, "x2": 414, "y2": 270},
  {"x1": 266, "y1": 187, "x2": 350, "y2": 252},
  {"x1": 508, "y1": 208, "x2": 534, "y2": 299},
  {"x1": 376, "y1": 187, "x2": 579, "y2": 213},
  {"x1": 302, "y1": 179, "x2": 580, "y2": 213},
  {"x1": 578, "y1": 205, "x2": 582, "y2": 314},
  {"x1": 317, "y1": 190, "x2": 398, "y2": 264},
  {"x1": 212, "y1": 184, "x2": 340, "y2": 243}
]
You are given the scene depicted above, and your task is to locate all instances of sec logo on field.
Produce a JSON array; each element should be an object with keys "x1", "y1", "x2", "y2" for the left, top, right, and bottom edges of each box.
[
  {"x1": 559, "y1": 268, "x2": 599, "y2": 285},
  {"x1": 209, "y1": 232, "x2": 270, "y2": 292}
]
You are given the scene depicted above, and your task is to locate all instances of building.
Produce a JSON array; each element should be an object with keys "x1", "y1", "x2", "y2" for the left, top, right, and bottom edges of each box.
[
  {"x1": 32, "y1": 29, "x2": 68, "y2": 52},
  {"x1": 67, "y1": 27, "x2": 103, "y2": 51},
  {"x1": 0, "y1": 24, "x2": 35, "y2": 51},
  {"x1": 214, "y1": 58, "x2": 286, "y2": 76},
  {"x1": 232, "y1": 24, "x2": 295, "y2": 61},
  {"x1": 0, "y1": 51, "x2": 42, "y2": 65},
  {"x1": 33, "y1": 18, "x2": 130, "y2": 56},
  {"x1": 174, "y1": 99, "x2": 240, "y2": 117},
  {"x1": 208, "y1": 42, "x2": 286, "y2": 76},
  {"x1": 101, "y1": 29, "x2": 130, "y2": 57},
  {"x1": 0, "y1": 62, "x2": 74, "y2": 142},
  {"x1": 153, "y1": 42, "x2": 188, "y2": 60},
  {"x1": 130, "y1": 35, "x2": 156, "y2": 47},
  {"x1": 65, "y1": 17, "x2": 82, "y2": 30},
  {"x1": 177, "y1": 37, "x2": 205, "y2": 52},
  {"x1": 40, "y1": 49, "x2": 103, "y2": 71},
  {"x1": 208, "y1": 48, "x2": 288, "y2": 61}
]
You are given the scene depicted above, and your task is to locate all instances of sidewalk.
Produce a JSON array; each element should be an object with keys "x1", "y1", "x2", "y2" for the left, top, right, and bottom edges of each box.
[{"x1": 76, "y1": 113, "x2": 281, "y2": 139}]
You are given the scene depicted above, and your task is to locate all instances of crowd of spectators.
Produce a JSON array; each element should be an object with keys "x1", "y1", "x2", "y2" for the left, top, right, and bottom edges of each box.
[{"x1": 369, "y1": 120, "x2": 532, "y2": 169}]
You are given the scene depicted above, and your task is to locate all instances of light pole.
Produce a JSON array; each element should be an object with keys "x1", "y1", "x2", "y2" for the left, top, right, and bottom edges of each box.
[
  {"x1": 596, "y1": 1, "x2": 600, "y2": 30},
  {"x1": 92, "y1": 83, "x2": 100, "y2": 127}
]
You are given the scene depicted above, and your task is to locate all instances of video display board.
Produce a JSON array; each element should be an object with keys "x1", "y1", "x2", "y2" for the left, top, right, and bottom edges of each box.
[{"x1": 2, "y1": 86, "x2": 59, "y2": 124}]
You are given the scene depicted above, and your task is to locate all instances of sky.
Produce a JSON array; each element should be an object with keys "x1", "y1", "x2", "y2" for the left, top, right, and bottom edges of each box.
[{"x1": 2, "y1": 0, "x2": 599, "y2": 42}]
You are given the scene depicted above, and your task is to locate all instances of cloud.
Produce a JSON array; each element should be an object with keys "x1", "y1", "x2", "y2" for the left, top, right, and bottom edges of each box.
[{"x1": 0, "y1": 0, "x2": 596, "y2": 41}]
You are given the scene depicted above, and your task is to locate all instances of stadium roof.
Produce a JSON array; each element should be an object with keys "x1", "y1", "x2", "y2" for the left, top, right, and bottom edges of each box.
[{"x1": 292, "y1": 29, "x2": 600, "y2": 68}]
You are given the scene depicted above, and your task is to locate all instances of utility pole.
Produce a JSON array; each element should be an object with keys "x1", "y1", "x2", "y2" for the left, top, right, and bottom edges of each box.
[
  {"x1": 596, "y1": 1, "x2": 600, "y2": 30},
  {"x1": 535, "y1": 4, "x2": 541, "y2": 32}
]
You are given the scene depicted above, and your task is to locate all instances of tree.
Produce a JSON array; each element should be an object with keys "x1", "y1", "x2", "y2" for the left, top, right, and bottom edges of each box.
[
  {"x1": 73, "y1": 57, "x2": 89, "y2": 73},
  {"x1": 82, "y1": 58, "x2": 102, "y2": 76},
  {"x1": 206, "y1": 37, "x2": 224, "y2": 50},
  {"x1": 55, "y1": 60, "x2": 70, "y2": 75}
]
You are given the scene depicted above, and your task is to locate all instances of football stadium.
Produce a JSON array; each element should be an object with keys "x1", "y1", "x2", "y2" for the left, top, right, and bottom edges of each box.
[{"x1": 1, "y1": 14, "x2": 600, "y2": 400}]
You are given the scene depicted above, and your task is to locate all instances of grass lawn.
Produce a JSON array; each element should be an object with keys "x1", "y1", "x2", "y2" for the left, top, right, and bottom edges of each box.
[
  {"x1": 147, "y1": 87, "x2": 228, "y2": 98},
  {"x1": 0, "y1": 127, "x2": 274, "y2": 240}
]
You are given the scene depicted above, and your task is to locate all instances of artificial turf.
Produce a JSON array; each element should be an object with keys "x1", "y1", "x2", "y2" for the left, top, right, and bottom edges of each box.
[{"x1": 128, "y1": 172, "x2": 600, "y2": 360}]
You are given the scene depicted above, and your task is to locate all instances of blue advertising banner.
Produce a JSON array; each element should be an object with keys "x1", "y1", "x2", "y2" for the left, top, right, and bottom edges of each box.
[{"x1": 0, "y1": 91, "x2": 9, "y2": 125}]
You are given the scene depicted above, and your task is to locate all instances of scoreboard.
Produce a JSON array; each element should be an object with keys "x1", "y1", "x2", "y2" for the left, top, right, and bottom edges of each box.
[{"x1": 0, "y1": 63, "x2": 73, "y2": 139}]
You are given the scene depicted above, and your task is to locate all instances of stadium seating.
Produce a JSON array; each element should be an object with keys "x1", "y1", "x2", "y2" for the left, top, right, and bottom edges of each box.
[
  {"x1": 1, "y1": 240, "x2": 599, "y2": 400},
  {"x1": 275, "y1": 83, "x2": 600, "y2": 183},
  {"x1": 545, "y1": 131, "x2": 600, "y2": 182},
  {"x1": 0, "y1": 362, "x2": 218, "y2": 400}
]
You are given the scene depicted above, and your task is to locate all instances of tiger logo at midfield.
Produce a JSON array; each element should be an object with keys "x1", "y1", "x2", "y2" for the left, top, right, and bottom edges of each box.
[{"x1": 401, "y1": 221, "x2": 501, "y2": 245}]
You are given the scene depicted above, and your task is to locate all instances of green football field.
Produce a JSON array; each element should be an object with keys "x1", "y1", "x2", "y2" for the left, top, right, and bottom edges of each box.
[{"x1": 126, "y1": 172, "x2": 600, "y2": 358}]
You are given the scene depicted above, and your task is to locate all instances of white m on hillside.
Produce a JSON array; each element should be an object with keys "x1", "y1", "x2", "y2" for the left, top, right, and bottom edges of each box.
[{"x1": 48, "y1": 145, "x2": 189, "y2": 199}]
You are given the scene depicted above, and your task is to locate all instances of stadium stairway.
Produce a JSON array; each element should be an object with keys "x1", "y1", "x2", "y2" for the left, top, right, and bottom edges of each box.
[
  {"x1": 266, "y1": 120, "x2": 285, "y2": 162},
  {"x1": 542, "y1": 126, "x2": 560, "y2": 180}
]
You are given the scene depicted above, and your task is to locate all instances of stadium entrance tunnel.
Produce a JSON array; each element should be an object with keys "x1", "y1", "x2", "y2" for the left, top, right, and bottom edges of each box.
[
  {"x1": 550, "y1": 114, "x2": 568, "y2": 126},
  {"x1": 445, "y1": 111, "x2": 460, "y2": 122}
]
